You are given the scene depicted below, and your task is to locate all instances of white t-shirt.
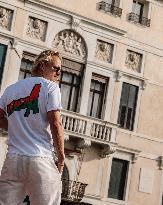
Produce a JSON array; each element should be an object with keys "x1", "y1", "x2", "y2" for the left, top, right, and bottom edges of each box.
[{"x1": 0, "y1": 77, "x2": 62, "y2": 158}]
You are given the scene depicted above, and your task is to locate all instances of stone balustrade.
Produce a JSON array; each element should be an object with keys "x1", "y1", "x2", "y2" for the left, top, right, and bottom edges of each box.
[{"x1": 61, "y1": 110, "x2": 117, "y2": 145}]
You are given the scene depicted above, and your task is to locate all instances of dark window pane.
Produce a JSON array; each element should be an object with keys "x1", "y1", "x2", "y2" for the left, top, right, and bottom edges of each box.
[
  {"x1": 69, "y1": 86, "x2": 79, "y2": 111},
  {"x1": 19, "y1": 54, "x2": 35, "y2": 80},
  {"x1": 87, "y1": 91, "x2": 93, "y2": 116},
  {"x1": 60, "y1": 84, "x2": 71, "y2": 110},
  {"x1": 0, "y1": 44, "x2": 7, "y2": 84},
  {"x1": 128, "y1": 86, "x2": 137, "y2": 108},
  {"x1": 91, "y1": 93, "x2": 100, "y2": 118},
  {"x1": 108, "y1": 158, "x2": 128, "y2": 200},
  {"x1": 118, "y1": 83, "x2": 138, "y2": 131},
  {"x1": 62, "y1": 72, "x2": 73, "y2": 83},
  {"x1": 121, "y1": 83, "x2": 129, "y2": 106},
  {"x1": 126, "y1": 107, "x2": 132, "y2": 129},
  {"x1": 119, "y1": 106, "x2": 126, "y2": 127}
]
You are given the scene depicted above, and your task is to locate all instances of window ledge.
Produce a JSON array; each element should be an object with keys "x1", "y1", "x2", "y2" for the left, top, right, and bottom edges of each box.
[{"x1": 101, "y1": 197, "x2": 126, "y2": 205}]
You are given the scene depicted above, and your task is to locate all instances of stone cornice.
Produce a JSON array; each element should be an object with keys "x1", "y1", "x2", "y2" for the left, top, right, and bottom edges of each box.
[{"x1": 18, "y1": 0, "x2": 127, "y2": 37}]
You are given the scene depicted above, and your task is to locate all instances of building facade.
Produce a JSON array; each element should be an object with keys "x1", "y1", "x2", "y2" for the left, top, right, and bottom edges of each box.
[{"x1": 0, "y1": 0, "x2": 163, "y2": 205}]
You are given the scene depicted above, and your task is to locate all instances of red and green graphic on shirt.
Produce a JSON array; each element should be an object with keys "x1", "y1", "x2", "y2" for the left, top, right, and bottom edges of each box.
[{"x1": 7, "y1": 84, "x2": 41, "y2": 117}]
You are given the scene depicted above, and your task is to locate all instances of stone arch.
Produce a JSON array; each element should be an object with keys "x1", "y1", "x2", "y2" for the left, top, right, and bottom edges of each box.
[{"x1": 52, "y1": 29, "x2": 87, "y2": 61}]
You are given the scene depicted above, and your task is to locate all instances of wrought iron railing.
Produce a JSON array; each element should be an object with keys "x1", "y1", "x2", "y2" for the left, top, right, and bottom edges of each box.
[
  {"x1": 62, "y1": 110, "x2": 117, "y2": 144},
  {"x1": 98, "y1": 1, "x2": 122, "y2": 17},
  {"x1": 62, "y1": 179, "x2": 88, "y2": 202},
  {"x1": 128, "y1": 12, "x2": 150, "y2": 27}
]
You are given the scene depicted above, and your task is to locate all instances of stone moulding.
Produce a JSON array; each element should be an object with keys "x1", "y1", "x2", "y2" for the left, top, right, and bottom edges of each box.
[
  {"x1": 53, "y1": 30, "x2": 87, "y2": 60},
  {"x1": 26, "y1": 16, "x2": 48, "y2": 41},
  {"x1": 0, "y1": 6, "x2": 13, "y2": 31}
]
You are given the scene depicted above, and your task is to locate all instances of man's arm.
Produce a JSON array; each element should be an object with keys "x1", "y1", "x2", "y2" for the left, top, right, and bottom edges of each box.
[
  {"x1": 47, "y1": 110, "x2": 65, "y2": 173},
  {"x1": 0, "y1": 108, "x2": 7, "y2": 130}
]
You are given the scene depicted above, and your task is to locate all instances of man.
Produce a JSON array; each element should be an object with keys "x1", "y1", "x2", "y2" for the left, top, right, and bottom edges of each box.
[{"x1": 0, "y1": 50, "x2": 65, "y2": 205}]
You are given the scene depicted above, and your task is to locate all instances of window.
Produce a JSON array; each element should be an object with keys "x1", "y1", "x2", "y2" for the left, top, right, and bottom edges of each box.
[
  {"x1": 19, "y1": 52, "x2": 35, "y2": 80},
  {"x1": 60, "y1": 58, "x2": 84, "y2": 112},
  {"x1": 0, "y1": 44, "x2": 7, "y2": 84},
  {"x1": 87, "y1": 74, "x2": 108, "y2": 119},
  {"x1": 118, "y1": 83, "x2": 138, "y2": 131},
  {"x1": 128, "y1": 0, "x2": 150, "y2": 27},
  {"x1": 108, "y1": 158, "x2": 129, "y2": 200},
  {"x1": 132, "y1": 1, "x2": 144, "y2": 21}
]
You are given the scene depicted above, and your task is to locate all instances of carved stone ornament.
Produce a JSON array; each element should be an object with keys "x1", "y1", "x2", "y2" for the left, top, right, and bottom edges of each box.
[
  {"x1": 0, "y1": 7, "x2": 13, "y2": 30},
  {"x1": 26, "y1": 17, "x2": 47, "y2": 41},
  {"x1": 100, "y1": 144, "x2": 116, "y2": 158},
  {"x1": 53, "y1": 30, "x2": 87, "y2": 60},
  {"x1": 131, "y1": 153, "x2": 139, "y2": 163},
  {"x1": 71, "y1": 16, "x2": 81, "y2": 32},
  {"x1": 157, "y1": 156, "x2": 163, "y2": 170},
  {"x1": 125, "y1": 50, "x2": 142, "y2": 73},
  {"x1": 95, "y1": 40, "x2": 114, "y2": 63},
  {"x1": 75, "y1": 139, "x2": 91, "y2": 153}
]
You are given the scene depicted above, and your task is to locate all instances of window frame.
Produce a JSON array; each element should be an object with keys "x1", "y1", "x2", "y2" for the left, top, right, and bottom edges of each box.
[
  {"x1": 102, "y1": 151, "x2": 133, "y2": 203},
  {"x1": 59, "y1": 58, "x2": 84, "y2": 113},
  {"x1": 118, "y1": 82, "x2": 138, "y2": 131},
  {"x1": 59, "y1": 71, "x2": 82, "y2": 112},
  {"x1": 108, "y1": 157, "x2": 129, "y2": 200},
  {"x1": 87, "y1": 74, "x2": 108, "y2": 119}
]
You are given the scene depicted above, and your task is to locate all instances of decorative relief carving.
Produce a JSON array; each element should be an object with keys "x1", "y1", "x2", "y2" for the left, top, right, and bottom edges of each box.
[
  {"x1": 125, "y1": 50, "x2": 142, "y2": 73},
  {"x1": 53, "y1": 30, "x2": 87, "y2": 60},
  {"x1": 26, "y1": 17, "x2": 47, "y2": 41},
  {"x1": 100, "y1": 144, "x2": 116, "y2": 158},
  {"x1": 157, "y1": 156, "x2": 163, "y2": 170},
  {"x1": 71, "y1": 16, "x2": 81, "y2": 32},
  {"x1": 0, "y1": 7, "x2": 13, "y2": 30},
  {"x1": 95, "y1": 40, "x2": 114, "y2": 63},
  {"x1": 75, "y1": 139, "x2": 91, "y2": 153}
]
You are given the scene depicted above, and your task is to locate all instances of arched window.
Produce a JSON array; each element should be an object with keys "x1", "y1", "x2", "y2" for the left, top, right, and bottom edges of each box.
[{"x1": 53, "y1": 30, "x2": 87, "y2": 112}]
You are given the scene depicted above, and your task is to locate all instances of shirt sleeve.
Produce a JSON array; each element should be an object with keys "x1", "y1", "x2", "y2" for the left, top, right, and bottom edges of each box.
[{"x1": 47, "y1": 83, "x2": 62, "y2": 112}]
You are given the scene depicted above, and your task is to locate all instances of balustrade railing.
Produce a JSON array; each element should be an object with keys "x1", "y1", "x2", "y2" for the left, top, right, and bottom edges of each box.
[
  {"x1": 128, "y1": 12, "x2": 150, "y2": 27},
  {"x1": 62, "y1": 110, "x2": 117, "y2": 143},
  {"x1": 98, "y1": 1, "x2": 122, "y2": 17},
  {"x1": 62, "y1": 179, "x2": 88, "y2": 202},
  {"x1": 90, "y1": 123, "x2": 111, "y2": 141}
]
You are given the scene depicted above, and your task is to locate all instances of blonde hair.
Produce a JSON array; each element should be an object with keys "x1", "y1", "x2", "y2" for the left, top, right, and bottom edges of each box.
[{"x1": 32, "y1": 50, "x2": 62, "y2": 75}]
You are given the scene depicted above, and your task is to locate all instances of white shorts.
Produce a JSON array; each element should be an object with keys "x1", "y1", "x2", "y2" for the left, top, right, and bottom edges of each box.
[{"x1": 0, "y1": 154, "x2": 62, "y2": 205}]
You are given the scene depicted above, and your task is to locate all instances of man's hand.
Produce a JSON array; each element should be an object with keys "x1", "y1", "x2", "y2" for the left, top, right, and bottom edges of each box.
[
  {"x1": 57, "y1": 157, "x2": 65, "y2": 173},
  {"x1": 47, "y1": 110, "x2": 65, "y2": 174}
]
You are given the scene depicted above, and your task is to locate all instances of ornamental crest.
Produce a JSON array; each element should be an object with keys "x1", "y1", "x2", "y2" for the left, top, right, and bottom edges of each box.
[
  {"x1": 0, "y1": 7, "x2": 13, "y2": 30},
  {"x1": 95, "y1": 40, "x2": 114, "y2": 63},
  {"x1": 26, "y1": 17, "x2": 47, "y2": 41},
  {"x1": 125, "y1": 50, "x2": 142, "y2": 73},
  {"x1": 53, "y1": 30, "x2": 87, "y2": 60}
]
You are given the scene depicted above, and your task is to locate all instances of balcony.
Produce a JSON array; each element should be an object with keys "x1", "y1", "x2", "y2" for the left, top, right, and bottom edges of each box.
[
  {"x1": 62, "y1": 179, "x2": 88, "y2": 202},
  {"x1": 97, "y1": 1, "x2": 122, "y2": 17},
  {"x1": 128, "y1": 12, "x2": 150, "y2": 27},
  {"x1": 62, "y1": 110, "x2": 117, "y2": 147}
]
